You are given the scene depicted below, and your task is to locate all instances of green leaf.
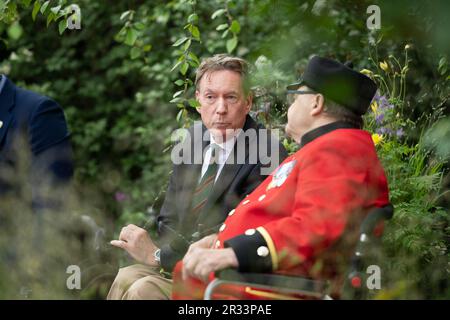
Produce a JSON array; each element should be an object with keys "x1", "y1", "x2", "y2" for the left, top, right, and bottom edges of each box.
[
  {"x1": 170, "y1": 97, "x2": 183, "y2": 104},
  {"x1": 216, "y1": 23, "x2": 228, "y2": 31},
  {"x1": 143, "y1": 44, "x2": 152, "y2": 52},
  {"x1": 173, "y1": 90, "x2": 184, "y2": 98},
  {"x1": 180, "y1": 62, "x2": 189, "y2": 75},
  {"x1": 188, "y1": 52, "x2": 200, "y2": 66},
  {"x1": 120, "y1": 10, "x2": 132, "y2": 21},
  {"x1": 188, "y1": 99, "x2": 200, "y2": 108},
  {"x1": 130, "y1": 47, "x2": 141, "y2": 59},
  {"x1": 7, "y1": 21, "x2": 23, "y2": 40},
  {"x1": 125, "y1": 28, "x2": 138, "y2": 46},
  {"x1": 190, "y1": 25, "x2": 200, "y2": 40},
  {"x1": 176, "y1": 109, "x2": 184, "y2": 122},
  {"x1": 56, "y1": 8, "x2": 67, "y2": 19},
  {"x1": 50, "y1": 5, "x2": 61, "y2": 15},
  {"x1": 226, "y1": 37, "x2": 238, "y2": 53},
  {"x1": 58, "y1": 19, "x2": 67, "y2": 35},
  {"x1": 172, "y1": 37, "x2": 188, "y2": 47},
  {"x1": 221, "y1": 30, "x2": 229, "y2": 38},
  {"x1": 134, "y1": 22, "x2": 146, "y2": 31},
  {"x1": 188, "y1": 60, "x2": 197, "y2": 68},
  {"x1": 23, "y1": 0, "x2": 33, "y2": 6},
  {"x1": 230, "y1": 20, "x2": 241, "y2": 34},
  {"x1": 40, "y1": 1, "x2": 50, "y2": 14},
  {"x1": 187, "y1": 13, "x2": 198, "y2": 24},
  {"x1": 183, "y1": 39, "x2": 192, "y2": 51},
  {"x1": 438, "y1": 57, "x2": 447, "y2": 75},
  {"x1": 61, "y1": 5, "x2": 72, "y2": 15},
  {"x1": 211, "y1": 9, "x2": 226, "y2": 19},
  {"x1": 118, "y1": 24, "x2": 127, "y2": 35},
  {"x1": 170, "y1": 60, "x2": 183, "y2": 72},
  {"x1": 32, "y1": 1, "x2": 41, "y2": 21},
  {"x1": 175, "y1": 79, "x2": 185, "y2": 86},
  {"x1": 46, "y1": 12, "x2": 55, "y2": 27}
]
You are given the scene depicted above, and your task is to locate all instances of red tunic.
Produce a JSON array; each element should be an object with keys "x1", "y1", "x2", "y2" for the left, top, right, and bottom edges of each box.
[{"x1": 172, "y1": 127, "x2": 390, "y2": 299}]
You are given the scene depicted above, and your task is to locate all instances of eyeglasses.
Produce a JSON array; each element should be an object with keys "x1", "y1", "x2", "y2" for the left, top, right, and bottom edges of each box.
[{"x1": 286, "y1": 90, "x2": 316, "y2": 105}]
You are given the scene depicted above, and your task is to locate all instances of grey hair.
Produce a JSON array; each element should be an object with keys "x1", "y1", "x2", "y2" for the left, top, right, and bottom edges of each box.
[{"x1": 195, "y1": 54, "x2": 250, "y2": 94}]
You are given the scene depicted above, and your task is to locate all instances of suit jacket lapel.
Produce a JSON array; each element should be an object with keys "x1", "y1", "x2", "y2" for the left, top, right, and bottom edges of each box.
[
  {"x1": 198, "y1": 115, "x2": 258, "y2": 221},
  {"x1": 0, "y1": 77, "x2": 16, "y2": 150},
  {"x1": 178, "y1": 123, "x2": 209, "y2": 228}
]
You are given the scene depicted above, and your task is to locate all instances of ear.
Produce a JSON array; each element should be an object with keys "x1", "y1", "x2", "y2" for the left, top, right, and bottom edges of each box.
[
  {"x1": 244, "y1": 93, "x2": 253, "y2": 114},
  {"x1": 310, "y1": 94, "x2": 325, "y2": 116},
  {"x1": 195, "y1": 90, "x2": 202, "y2": 115}
]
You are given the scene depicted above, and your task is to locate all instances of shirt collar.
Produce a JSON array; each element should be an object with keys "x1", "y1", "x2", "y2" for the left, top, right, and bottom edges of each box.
[
  {"x1": 300, "y1": 121, "x2": 358, "y2": 148},
  {"x1": 0, "y1": 75, "x2": 6, "y2": 96},
  {"x1": 209, "y1": 131, "x2": 240, "y2": 152}
]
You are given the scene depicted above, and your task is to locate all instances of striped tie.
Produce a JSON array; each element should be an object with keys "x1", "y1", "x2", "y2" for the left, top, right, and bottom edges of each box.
[{"x1": 190, "y1": 144, "x2": 220, "y2": 218}]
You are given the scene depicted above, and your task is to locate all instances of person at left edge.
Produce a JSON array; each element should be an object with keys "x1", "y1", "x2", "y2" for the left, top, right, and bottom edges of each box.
[{"x1": 0, "y1": 74, "x2": 73, "y2": 216}]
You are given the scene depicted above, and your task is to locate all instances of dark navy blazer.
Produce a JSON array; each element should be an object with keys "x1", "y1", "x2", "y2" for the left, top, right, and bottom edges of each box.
[{"x1": 0, "y1": 75, "x2": 73, "y2": 207}]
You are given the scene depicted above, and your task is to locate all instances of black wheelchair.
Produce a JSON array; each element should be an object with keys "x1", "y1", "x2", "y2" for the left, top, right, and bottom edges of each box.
[{"x1": 204, "y1": 205, "x2": 394, "y2": 300}]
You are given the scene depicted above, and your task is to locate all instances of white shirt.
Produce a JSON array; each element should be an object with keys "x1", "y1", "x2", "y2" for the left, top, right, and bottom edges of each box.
[{"x1": 200, "y1": 133, "x2": 238, "y2": 183}]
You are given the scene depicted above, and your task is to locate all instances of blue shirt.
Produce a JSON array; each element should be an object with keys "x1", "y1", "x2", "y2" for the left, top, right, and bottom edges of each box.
[{"x1": 0, "y1": 75, "x2": 5, "y2": 96}]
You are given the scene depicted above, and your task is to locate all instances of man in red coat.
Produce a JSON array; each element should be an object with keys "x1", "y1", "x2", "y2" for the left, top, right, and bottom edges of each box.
[{"x1": 172, "y1": 56, "x2": 390, "y2": 299}]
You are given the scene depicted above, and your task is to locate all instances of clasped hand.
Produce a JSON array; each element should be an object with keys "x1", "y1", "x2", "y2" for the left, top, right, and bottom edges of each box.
[{"x1": 182, "y1": 233, "x2": 239, "y2": 282}]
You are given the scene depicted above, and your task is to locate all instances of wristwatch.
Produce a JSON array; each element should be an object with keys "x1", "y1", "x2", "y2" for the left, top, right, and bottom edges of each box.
[{"x1": 154, "y1": 248, "x2": 161, "y2": 264}]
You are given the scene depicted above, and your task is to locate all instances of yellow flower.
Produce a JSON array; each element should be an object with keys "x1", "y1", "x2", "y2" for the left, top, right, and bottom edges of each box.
[
  {"x1": 370, "y1": 100, "x2": 378, "y2": 114},
  {"x1": 360, "y1": 69, "x2": 373, "y2": 76},
  {"x1": 379, "y1": 61, "x2": 389, "y2": 72},
  {"x1": 372, "y1": 133, "x2": 384, "y2": 146}
]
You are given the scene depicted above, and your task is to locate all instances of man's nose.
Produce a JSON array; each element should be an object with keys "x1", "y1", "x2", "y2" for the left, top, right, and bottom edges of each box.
[{"x1": 215, "y1": 97, "x2": 228, "y2": 114}]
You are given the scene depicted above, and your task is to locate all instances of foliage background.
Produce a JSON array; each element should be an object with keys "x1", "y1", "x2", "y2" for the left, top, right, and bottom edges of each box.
[{"x1": 0, "y1": 0, "x2": 448, "y2": 299}]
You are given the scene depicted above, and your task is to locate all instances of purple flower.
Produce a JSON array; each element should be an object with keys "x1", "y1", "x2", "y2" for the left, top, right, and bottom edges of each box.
[
  {"x1": 373, "y1": 93, "x2": 395, "y2": 110},
  {"x1": 377, "y1": 127, "x2": 393, "y2": 135},
  {"x1": 396, "y1": 128, "x2": 404, "y2": 137},
  {"x1": 373, "y1": 91, "x2": 381, "y2": 102},
  {"x1": 375, "y1": 113, "x2": 385, "y2": 124},
  {"x1": 378, "y1": 96, "x2": 387, "y2": 107},
  {"x1": 115, "y1": 192, "x2": 128, "y2": 202}
]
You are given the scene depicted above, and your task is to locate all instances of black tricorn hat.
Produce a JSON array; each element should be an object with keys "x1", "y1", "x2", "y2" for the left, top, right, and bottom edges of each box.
[{"x1": 287, "y1": 56, "x2": 377, "y2": 116}]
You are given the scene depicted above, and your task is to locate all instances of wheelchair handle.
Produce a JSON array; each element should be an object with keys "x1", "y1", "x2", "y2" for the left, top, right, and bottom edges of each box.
[{"x1": 360, "y1": 204, "x2": 393, "y2": 234}]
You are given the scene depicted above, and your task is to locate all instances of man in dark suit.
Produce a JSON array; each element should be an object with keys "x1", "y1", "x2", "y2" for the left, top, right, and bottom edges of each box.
[
  {"x1": 0, "y1": 75, "x2": 73, "y2": 203},
  {"x1": 0, "y1": 75, "x2": 73, "y2": 297},
  {"x1": 107, "y1": 54, "x2": 287, "y2": 299}
]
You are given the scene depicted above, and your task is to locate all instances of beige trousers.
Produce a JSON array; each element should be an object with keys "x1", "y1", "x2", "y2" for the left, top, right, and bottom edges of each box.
[{"x1": 107, "y1": 264, "x2": 172, "y2": 300}]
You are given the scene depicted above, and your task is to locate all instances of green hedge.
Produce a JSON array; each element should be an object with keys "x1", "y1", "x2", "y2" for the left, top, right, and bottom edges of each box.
[{"x1": 0, "y1": 0, "x2": 448, "y2": 299}]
